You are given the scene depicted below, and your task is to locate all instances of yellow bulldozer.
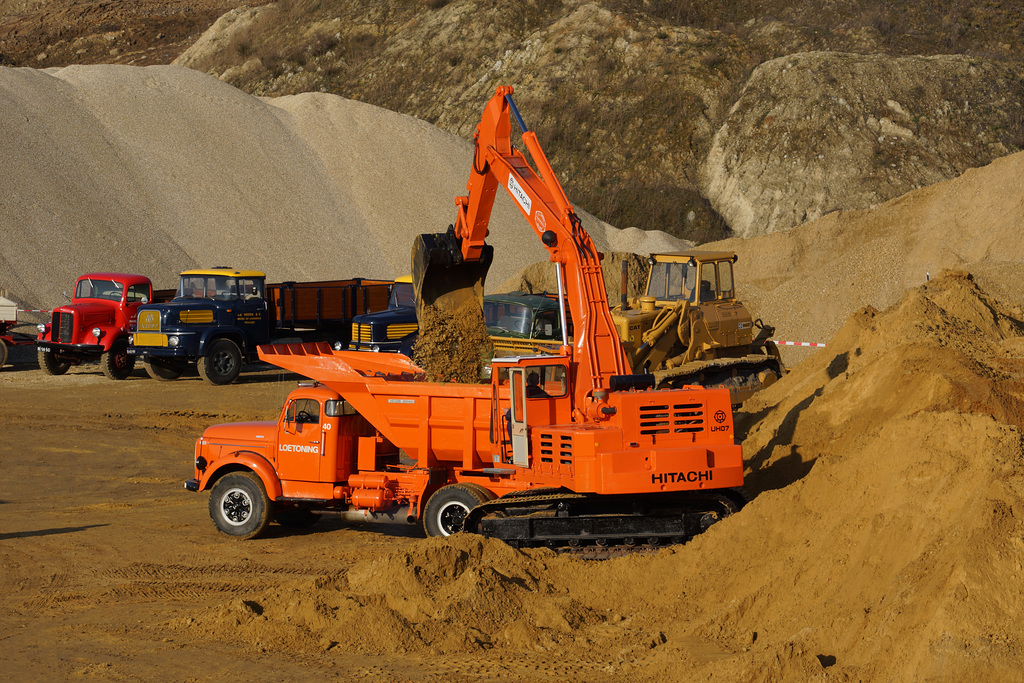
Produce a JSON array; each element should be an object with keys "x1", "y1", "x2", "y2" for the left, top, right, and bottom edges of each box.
[{"x1": 610, "y1": 250, "x2": 784, "y2": 404}]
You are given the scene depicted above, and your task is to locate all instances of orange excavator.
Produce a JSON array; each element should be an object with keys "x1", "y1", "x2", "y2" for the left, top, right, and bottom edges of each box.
[{"x1": 187, "y1": 87, "x2": 746, "y2": 552}]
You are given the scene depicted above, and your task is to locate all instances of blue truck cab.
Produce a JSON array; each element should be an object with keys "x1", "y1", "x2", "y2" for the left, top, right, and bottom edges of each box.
[
  {"x1": 348, "y1": 275, "x2": 418, "y2": 354},
  {"x1": 130, "y1": 267, "x2": 391, "y2": 384}
]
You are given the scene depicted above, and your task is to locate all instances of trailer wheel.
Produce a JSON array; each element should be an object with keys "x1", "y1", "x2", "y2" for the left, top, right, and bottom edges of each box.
[
  {"x1": 144, "y1": 358, "x2": 187, "y2": 381},
  {"x1": 198, "y1": 339, "x2": 242, "y2": 385},
  {"x1": 101, "y1": 339, "x2": 136, "y2": 380},
  {"x1": 209, "y1": 472, "x2": 272, "y2": 539},
  {"x1": 37, "y1": 349, "x2": 71, "y2": 376},
  {"x1": 0, "y1": 340, "x2": 8, "y2": 369},
  {"x1": 423, "y1": 483, "x2": 495, "y2": 538}
]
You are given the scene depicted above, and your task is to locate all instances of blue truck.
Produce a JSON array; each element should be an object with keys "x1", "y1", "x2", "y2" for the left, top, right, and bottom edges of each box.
[
  {"x1": 348, "y1": 275, "x2": 418, "y2": 354},
  {"x1": 129, "y1": 267, "x2": 392, "y2": 384}
]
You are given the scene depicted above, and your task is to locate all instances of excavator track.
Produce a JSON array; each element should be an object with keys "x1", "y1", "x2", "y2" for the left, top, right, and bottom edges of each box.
[{"x1": 464, "y1": 488, "x2": 746, "y2": 558}]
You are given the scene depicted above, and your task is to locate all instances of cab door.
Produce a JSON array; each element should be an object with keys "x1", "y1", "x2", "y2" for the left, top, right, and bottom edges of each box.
[{"x1": 275, "y1": 397, "x2": 323, "y2": 482}]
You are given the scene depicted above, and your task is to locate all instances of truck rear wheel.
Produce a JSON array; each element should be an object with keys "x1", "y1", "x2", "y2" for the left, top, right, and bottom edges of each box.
[
  {"x1": 144, "y1": 358, "x2": 187, "y2": 381},
  {"x1": 209, "y1": 472, "x2": 272, "y2": 539},
  {"x1": 38, "y1": 349, "x2": 71, "y2": 375},
  {"x1": 101, "y1": 339, "x2": 136, "y2": 380},
  {"x1": 423, "y1": 483, "x2": 495, "y2": 538},
  {"x1": 198, "y1": 339, "x2": 242, "y2": 385}
]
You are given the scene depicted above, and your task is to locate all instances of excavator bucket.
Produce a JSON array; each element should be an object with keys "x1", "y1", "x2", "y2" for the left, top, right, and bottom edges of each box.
[{"x1": 411, "y1": 227, "x2": 494, "y2": 383}]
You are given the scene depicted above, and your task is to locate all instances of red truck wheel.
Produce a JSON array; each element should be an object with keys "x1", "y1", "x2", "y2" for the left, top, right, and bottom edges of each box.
[
  {"x1": 209, "y1": 472, "x2": 271, "y2": 539},
  {"x1": 422, "y1": 483, "x2": 495, "y2": 538},
  {"x1": 198, "y1": 339, "x2": 242, "y2": 385},
  {"x1": 37, "y1": 349, "x2": 71, "y2": 375},
  {"x1": 101, "y1": 340, "x2": 136, "y2": 380}
]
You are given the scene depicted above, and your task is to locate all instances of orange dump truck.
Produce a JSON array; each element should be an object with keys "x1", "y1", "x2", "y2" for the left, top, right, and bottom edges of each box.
[{"x1": 186, "y1": 87, "x2": 746, "y2": 551}]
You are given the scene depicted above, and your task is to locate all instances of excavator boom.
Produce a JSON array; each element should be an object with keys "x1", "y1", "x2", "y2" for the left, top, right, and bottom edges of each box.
[{"x1": 413, "y1": 86, "x2": 629, "y2": 410}]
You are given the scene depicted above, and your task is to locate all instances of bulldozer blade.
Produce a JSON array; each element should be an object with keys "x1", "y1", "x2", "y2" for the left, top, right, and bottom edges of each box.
[{"x1": 411, "y1": 228, "x2": 494, "y2": 383}]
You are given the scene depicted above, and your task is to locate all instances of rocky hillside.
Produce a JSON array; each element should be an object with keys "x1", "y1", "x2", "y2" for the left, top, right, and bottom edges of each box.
[{"x1": 3, "y1": 0, "x2": 1022, "y2": 243}]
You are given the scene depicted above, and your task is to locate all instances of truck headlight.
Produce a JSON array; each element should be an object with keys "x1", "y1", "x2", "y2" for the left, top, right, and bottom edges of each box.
[
  {"x1": 371, "y1": 344, "x2": 380, "y2": 352},
  {"x1": 128, "y1": 334, "x2": 133, "y2": 344},
  {"x1": 168, "y1": 336, "x2": 179, "y2": 347},
  {"x1": 37, "y1": 324, "x2": 46, "y2": 334},
  {"x1": 333, "y1": 341, "x2": 344, "y2": 351},
  {"x1": 92, "y1": 327, "x2": 103, "y2": 339}
]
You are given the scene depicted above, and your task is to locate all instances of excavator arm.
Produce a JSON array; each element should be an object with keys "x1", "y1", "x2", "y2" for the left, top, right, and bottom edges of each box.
[{"x1": 413, "y1": 86, "x2": 631, "y2": 412}]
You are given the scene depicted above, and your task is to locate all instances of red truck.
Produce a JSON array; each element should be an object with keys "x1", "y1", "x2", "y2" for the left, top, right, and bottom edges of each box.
[{"x1": 35, "y1": 273, "x2": 174, "y2": 380}]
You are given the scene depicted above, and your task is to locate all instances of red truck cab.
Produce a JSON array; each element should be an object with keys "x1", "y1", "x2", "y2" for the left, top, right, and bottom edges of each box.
[{"x1": 36, "y1": 273, "x2": 170, "y2": 380}]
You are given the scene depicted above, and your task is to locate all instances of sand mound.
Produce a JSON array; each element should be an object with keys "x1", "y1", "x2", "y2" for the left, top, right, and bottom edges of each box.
[
  {"x1": 704, "y1": 150, "x2": 1024, "y2": 362},
  {"x1": 0, "y1": 64, "x2": 682, "y2": 311},
  {"x1": 175, "y1": 271, "x2": 1024, "y2": 680}
]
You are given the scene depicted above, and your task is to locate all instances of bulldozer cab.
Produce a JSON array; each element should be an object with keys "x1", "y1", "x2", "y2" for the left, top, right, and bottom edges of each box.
[{"x1": 645, "y1": 251, "x2": 737, "y2": 305}]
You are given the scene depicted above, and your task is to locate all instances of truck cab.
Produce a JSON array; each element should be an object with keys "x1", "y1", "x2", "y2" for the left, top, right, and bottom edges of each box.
[
  {"x1": 130, "y1": 267, "x2": 269, "y2": 384},
  {"x1": 36, "y1": 273, "x2": 168, "y2": 380},
  {"x1": 189, "y1": 381, "x2": 398, "y2": 538},
  {"x1": 348, "y1": 275, "x2": 417, "y2": 353},
  {"x1": 484, "y1": 292, "x2": 570, "y2": 357}
]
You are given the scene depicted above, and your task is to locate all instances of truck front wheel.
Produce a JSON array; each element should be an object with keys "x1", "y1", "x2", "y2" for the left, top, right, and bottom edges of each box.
[
  {"x1": 422, "y1": 483, "x2": 495, "y2": 538},
  {"x1": 38, "y1": 349, "x2": 71, "y2": 375},
  {"x1": 198, "y1": 339, "x2": 242, "y2": 385},
  {"x1": 209, "y1": 472, "x2": 272, "y2": 539},
  {"x1": 144, "y1": 358, "x2": 187, "y2": 381},
  {"x1": 101, "y1": 339, "x2": 136, "y2": 380}
]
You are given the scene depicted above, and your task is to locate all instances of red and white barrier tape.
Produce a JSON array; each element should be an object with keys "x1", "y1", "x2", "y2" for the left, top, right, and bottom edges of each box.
[
  {"x1": 18, "y1": 309, "x2": 50, "y2": 313},
  {"x1": 775, "y1": 340, "x2": 827, "y2": 348}
]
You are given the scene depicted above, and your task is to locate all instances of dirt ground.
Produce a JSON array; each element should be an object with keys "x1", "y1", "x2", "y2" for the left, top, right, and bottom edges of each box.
[{"x1": 0, "y1": 360, "x2": 433, "y2": 680}]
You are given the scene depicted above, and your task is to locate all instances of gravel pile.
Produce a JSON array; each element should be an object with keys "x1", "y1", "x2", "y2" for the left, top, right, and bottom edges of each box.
[{"x1": 0, "y1": 64, "x2": 682, "y2": 311}]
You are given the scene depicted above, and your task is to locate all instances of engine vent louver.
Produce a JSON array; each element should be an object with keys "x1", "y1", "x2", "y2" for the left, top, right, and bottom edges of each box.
[
  {"x1": 538, "y1": 432, "x2": 573, "y2": 466},
  {"x1": 639, "y1": 402, "x2": 705, "y2": 435}
]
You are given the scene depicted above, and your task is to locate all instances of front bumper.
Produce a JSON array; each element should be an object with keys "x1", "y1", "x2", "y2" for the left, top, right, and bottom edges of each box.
[
  {"x1": 184, "y1": 478, "x2": 199, "y2": 492},
  {"x1": 348, "y1": 340, "x2": 402, "y2": 352},
  {"x1": 36, "y1": 341, "x2": 104, "y2": 355}
]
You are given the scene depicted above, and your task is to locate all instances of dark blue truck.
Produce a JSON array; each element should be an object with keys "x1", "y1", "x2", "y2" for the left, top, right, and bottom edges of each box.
[
  {"x1": 348, "y1": 275, "x2": 419, "y2": 354},
  {"x1": 129, "y1": 267, "x2": 392, "y2": 384}
]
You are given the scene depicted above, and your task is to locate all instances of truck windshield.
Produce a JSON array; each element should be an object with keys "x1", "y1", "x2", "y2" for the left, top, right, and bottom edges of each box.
[
  {"x1": 647, "y1": 261, "x2": 697, "y2": 302},
  {"x1": 76, "y1": 278, "x2": 123, "y2": 302},
  {"x1": 485, "y1": 301, "x2": 532, "y2": 336},
  {"x1": 390, "y1": 282, "x2": 414, "y2": 308},
  {"x1": 177, "y1": 275, "x2": 250, "y2": 300}
]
